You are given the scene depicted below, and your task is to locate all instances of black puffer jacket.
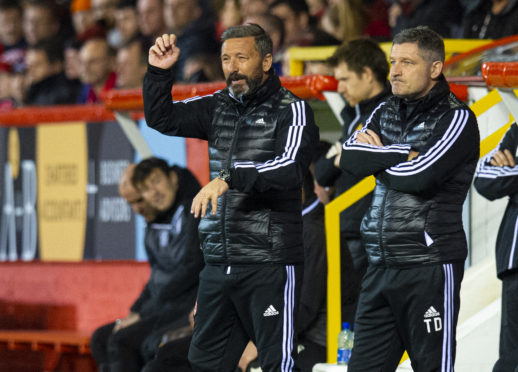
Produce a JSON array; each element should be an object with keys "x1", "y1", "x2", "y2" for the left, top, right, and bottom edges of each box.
[
  {"x1": 474, "y1": 123, "x2": 518, "y2": 279},
  {"x1": 143, "y1": 67, "x2": 319, "y2": 265},
  {"x1": 131, "y1": 166, "x2": 204, "y2": 326},
  {"x1": 314, "y1": 85, "x2": 391, "y2": 238},
  {"x1": 341, "y1": 76, "x2": 480, "y2": 267}
]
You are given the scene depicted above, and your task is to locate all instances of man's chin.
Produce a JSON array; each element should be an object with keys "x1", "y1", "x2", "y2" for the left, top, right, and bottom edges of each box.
[
  {"x1": 392, "y1": 88, "x2": 407, "y2": 98},
  {"x1": 229, "y1": 85, "x2": 249, "y2": 98}
]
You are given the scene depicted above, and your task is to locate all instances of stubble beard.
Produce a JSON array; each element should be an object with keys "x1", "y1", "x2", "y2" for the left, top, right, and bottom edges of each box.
[{"x1": 227, "y1": 68, "x2": 264, "y2": 99}]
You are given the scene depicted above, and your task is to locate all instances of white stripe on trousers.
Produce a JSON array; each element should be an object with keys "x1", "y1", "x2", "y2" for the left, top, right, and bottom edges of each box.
[
  {"x1": 442, "y1": 264, "x2": 454, "y2": 372},
  {"x1": 508, "y1": 216, "x2": 518, "y2": 270},
  {"x1": 282, "y1": 265, "x2": 295, "y2": 372}
]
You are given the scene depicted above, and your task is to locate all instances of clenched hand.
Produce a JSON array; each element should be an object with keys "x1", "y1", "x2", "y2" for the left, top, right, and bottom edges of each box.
[
  {"x1": 356, "y1": 129, "x2": 383, "y2": 146},
  {"x1": 149, "y1": 34, "x2": 181, "y2": 70}
]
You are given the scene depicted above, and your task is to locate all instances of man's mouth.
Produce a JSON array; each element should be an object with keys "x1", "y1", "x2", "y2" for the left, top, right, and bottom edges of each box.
[
  {"x1": 228, "y1": 72, "x2": 247, "y2": 85},
  {"x1": 154, "y1": 195, "x2": 163, "y2": 205}
]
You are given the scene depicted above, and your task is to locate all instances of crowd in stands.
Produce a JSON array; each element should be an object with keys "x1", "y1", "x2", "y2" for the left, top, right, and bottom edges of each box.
[{"x1": 1, "y1": 0, "x2": 518, "y2": 108}]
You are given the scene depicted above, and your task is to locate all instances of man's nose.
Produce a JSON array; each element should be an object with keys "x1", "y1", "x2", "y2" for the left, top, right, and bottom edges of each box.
[
  {"x1": 142, "y1": 189, "x2": 154, "y2": 201},
  {"x1": 337, "y1": 82, "x2": 347, "y2": 95},
  {"x1": 228, "y1": 59, "x2": 239, "y2": 73},
  {"x1": 390, "y1": 63, "x2": 401, "y2": 76}
]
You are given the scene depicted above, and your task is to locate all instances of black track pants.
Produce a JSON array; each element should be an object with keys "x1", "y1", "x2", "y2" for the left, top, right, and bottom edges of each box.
[
  {"x1": 188, "y1": 264, "x2": 303, "y2": 372},
  {"x1": 348, "y1": 263, "x2": 464, "y2": 372}
]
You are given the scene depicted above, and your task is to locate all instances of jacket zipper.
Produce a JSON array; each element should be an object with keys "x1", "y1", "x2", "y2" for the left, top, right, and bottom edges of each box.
[
  {"x1": 221, "y1": 106, "x2": 242, "y2": 270},
  {"x1": 379, "y1": 186, "x2": 388, "y2": 264},
  {"x1": 379, "y1": 128, "x2": 404, "y2": 264}
]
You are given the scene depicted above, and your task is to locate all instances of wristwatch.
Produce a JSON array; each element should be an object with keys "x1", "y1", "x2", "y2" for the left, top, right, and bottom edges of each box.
[{"x1": 218, "y1": 168, "x2": 231, "y2": 185}]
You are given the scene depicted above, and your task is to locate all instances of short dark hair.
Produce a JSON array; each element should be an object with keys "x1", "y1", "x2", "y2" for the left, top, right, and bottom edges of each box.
[
  {"x1": 221, "y1": 23, "x2": 273, "y2": 58},
  {"x1": 327, "y1": 38, "x2": 388, "y2": 85},
  {"x1": 248, "y1": 12, "x2": 285, "y2": 50},
  {"x1": 82, "y1": 36, "x2": 116, "y2": 58},
  {"x1": 0, "y1": 0, "x2": 22, "y2": 13},
  {"x1": 392, "y1": 26, "x2": 445, "y2": 63},
  {"x1": 27, "y1": 38, "x2": 64, "y2": 64},
  {"x1": 132, "y1": 157, "x2": 170, "y2": 189}
]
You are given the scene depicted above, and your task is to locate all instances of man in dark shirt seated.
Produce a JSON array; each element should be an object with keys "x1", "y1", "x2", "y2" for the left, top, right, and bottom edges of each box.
[{"x1": 90, "y1": 158, "x2": 204, "y2": 372}]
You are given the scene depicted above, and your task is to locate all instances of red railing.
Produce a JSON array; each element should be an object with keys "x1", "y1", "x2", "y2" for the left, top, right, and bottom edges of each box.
[
  {"x1": 482, "y1": 62, "x2": 518, "y2": 88},
  {"x1": 0, "y1": 75, "x2": 338, "y2": 125}
]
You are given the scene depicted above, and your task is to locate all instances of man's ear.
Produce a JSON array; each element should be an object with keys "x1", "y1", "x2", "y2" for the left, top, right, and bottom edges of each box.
[
  {"x1": 362, "y1": 66, "x2": 375, "y2": 83},
  {"x1": 430, "y1": 60, "x2": 443, "y2": 80},
  {"x1": 263, "y1": 53, "x2": 273, "y2": 73},
  {"x1": 169, "y1": 170, "x2": 179, "y2": 194}
]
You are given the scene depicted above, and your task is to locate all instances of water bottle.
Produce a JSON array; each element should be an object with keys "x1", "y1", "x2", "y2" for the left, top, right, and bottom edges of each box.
[{"x1": 337, "y1": 322, "x2": 354, "y2": 365}]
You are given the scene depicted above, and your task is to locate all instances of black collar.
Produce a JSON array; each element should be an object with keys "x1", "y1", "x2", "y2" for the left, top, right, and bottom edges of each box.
[
  {"x1": 357, "y1": 82, "x2": 392, "y2": 112},
  {"x1": 393, "y1": 74, "x2": 450, "y2": 115},
  {"x1": 226, "y1": 70, "x2": 281, "y2": 107}
]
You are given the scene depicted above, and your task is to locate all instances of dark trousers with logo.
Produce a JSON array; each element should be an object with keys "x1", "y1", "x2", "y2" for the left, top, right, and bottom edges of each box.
[
  {"x1": 188, "y1": 264, "x2": 303, "y2": 372},
  {"x1": 493, "y1": 271, "x2": 518, "y2": 372},
  {"x1": 348, "y1": 262, "x2": 464, "y2": 372}
]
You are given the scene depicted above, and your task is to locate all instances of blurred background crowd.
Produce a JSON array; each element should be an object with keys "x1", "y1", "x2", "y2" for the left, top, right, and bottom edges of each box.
[{"x1": 0, "y1": 0, "x2": 516, "y2": 108}]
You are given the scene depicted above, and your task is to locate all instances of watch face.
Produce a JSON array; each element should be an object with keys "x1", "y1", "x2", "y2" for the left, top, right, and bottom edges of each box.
[{"x1": 219, "y1": 169, "x2": 230, "y2": 182}]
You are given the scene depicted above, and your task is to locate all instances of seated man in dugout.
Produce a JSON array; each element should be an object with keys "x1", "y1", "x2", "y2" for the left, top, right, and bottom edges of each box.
[{"x1": 90, "y1": 158, "x2": 204, "y2": 372}]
